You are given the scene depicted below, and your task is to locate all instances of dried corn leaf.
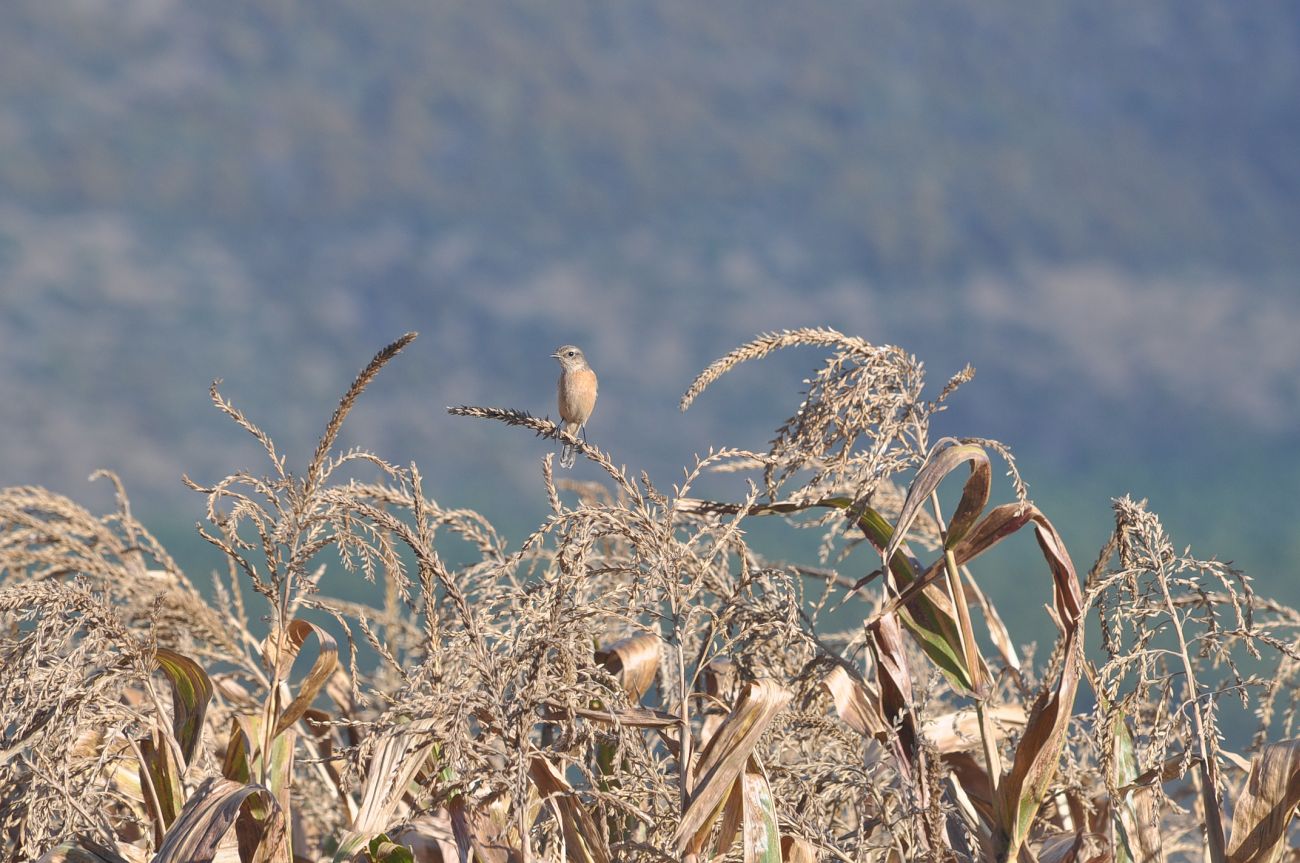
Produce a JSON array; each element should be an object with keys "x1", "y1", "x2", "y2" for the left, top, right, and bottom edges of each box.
[
  {"x1": 153, "y1": 776, "x2": 288, "y2": 863},
  {"x1": 687, "y1": 492, "x2": 985, "y2": 694},
  {"x1": 1037, "y1": 832, "x2": 1107, "y2": 863},
  {"x1": 138, "y1": 723, "x2": 185, "y2": 834},
  {"x1": 263, "y1": 618, "x2": 339, "y2": 738},
  {"x1": 1110, "y1": 714, "x2": 1163, "y2": 863},
  {"x1": 154, "y1": 647, "x2": 213, "y2": 766},
  {"x1": 780, "y1": 835, "x2": 817, "y2": 863},
  {"x1": 712, "y1": 757, "x2": 781, "y2": 863},
  {"x1": 223, "y1": 715, "x2": 259, "y2": 784},
  {"x1": 869, "y1": 614, "x2": 919, "y2": 776},
  {"x1": 872, "y1": 502, "x2": 1080, "y2": 638},
  {"x1": 1226, "y1": 739, "x2": 1300, "y2": 863},
  {"x1": 856, "y1": 505, "x2": 982, "y2": 694},
  {"x1": 822, "y1": 664, "x2": 887, "y2": 738},
  {"x1": 529, "y1": 755, "x2": 612, "y2": 863},
  {"x1": 922, "y1": 705, "x2": 1026, "y2": 755},
  {"x1": 222, "y1": 712, "x2": 295, "y2": 825},
  {"x1": 334, "y1": 718, "x2": 440, "y2": 862},
  {"x1": 542, "y1": 702, "x2": 678, "y2": 728},
  {"x1": 993, "y1": 513, "x2": 1084, "y2": 860},
  {"x1": 673, "y1": 679, "x2": 792, "y2": 854},
  {"x1": 35, "y1": 841, "x2": 131, "y2": 863},
  {"x1": 698, "y1": 658, "x2": 738, "y2": 748},
  {"x1": 595, "y1": 634, "x2": 660, "y2": 702},
  {"x1": 739, "y1": 763, "x2": 782, "y2": 863},
  {"x1": 885, "y1": 438, "x2": 991, "y2": 564},
  {"x1": 448, "y1": 796, "x2": 520, "y2": 863}
]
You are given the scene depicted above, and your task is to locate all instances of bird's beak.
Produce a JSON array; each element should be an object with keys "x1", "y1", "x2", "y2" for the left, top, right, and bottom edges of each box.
[{"x1": 550, "y1": 351, "x2": 562, "y2": 359}]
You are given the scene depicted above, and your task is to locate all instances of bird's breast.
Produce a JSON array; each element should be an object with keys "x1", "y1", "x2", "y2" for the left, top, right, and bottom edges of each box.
[{"x1": 557, "y1": 368, "x2": 598, "y2": 424}]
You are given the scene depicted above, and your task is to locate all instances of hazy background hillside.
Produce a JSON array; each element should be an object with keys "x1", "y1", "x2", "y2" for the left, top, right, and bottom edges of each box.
[{"x1": 2, "y1": 1, "x2": 1298, "y2": 635}]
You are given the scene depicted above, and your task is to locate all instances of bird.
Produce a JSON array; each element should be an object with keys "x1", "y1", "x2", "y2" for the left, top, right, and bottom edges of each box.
[{"x1": 552, "y1": 345, "x2": 598, "y2": 469}]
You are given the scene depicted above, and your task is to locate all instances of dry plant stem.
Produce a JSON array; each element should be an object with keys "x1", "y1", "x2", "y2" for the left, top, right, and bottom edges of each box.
[
  {"x1": 1155, "y1": 568, "x2": 1226, "y2": 861},
  {"x1": 930, "y1": 491, "x2": 1002, "y2": 795},
  {"x1": 674, "y1": 605, "x2": 693, "y2": 818}
]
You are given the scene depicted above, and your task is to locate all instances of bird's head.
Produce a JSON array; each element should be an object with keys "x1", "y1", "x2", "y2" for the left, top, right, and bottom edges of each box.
[{"x1": 551, "y1": 345, "x2": 589, "y2": 371}]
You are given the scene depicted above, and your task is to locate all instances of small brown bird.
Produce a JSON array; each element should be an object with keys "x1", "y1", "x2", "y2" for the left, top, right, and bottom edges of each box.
[{"x1": 553, "y1": 345, "x2": 598, "y2": 468}]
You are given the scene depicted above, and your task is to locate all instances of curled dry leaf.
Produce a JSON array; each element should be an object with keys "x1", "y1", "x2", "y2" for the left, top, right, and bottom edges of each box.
[
  {"x1": 922, "y1": 705, "x2": 1027, "y2": 755},
  {"x1": 263, "y1": 618, "x2": 339, "y2": 738},
  {"x1": 595, "y1": 634, "x2": 661, "y2": 703},
  {"x1": 152, "y1": 647, "x2": 213, "y2": 767},
  {"x1": 822, "y1": 664, "x2": 887, "y2": 739},
  {"x1": 885, "y1": 438, "x2": 992, "y2": 566},
  {"x1": 152, "y1": 776, "x2": 287, "y2": 863},
  {"x1": 1226, "y1": 739, "x2": 1300, "y2": 863},
  {"x1": 529, "y1": 755, "x2": 612, "y2": 863},
  {"x1": 674, "y1": 679, "x2": 792, "y2": 856}
]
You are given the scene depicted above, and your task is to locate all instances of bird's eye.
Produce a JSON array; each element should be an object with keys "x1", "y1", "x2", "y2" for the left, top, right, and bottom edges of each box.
[{"x1": 567, "y1": 351, "x2": 576, "y2": 357}]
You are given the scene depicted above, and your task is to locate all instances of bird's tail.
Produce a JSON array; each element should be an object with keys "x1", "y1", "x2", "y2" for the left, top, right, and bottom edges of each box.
[{"x1": 559, "y1": 421, "x2": 580, "y2": 468}]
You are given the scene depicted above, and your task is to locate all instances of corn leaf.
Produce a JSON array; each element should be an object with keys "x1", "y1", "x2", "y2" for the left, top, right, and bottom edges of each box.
[
  {"x1": 35, "y1": 841, "x2": 131, "y2": 863},
  {"x1": 821, "y1": 664, "x2": 887, "y2": 739},
  {"x1": 448, "y1": 796, "x2": 521, "y2": 863},
  {"x1": 922, "y1": 705, "x2": 1026, "y2": 755},
  {"x1": 871, "y1": 502, "x2": 1080, "y2": 635},
  {"x1": 739, "y1": 761, "x2": 782, "y2": 863},
  {"x1": 543, "y1": 702, "x2": 679, "y2": 728},
  {"x1": 595, "y1": 634, "x2": 660, "y2": 702},
  {"x1": 138, "y1": 725, "x2": 185, "y2": 833},
  {"x1": 854, "y1": 504, "x2": 981, "y2": 693},
  {"x1": 711, "y1": 756, "x2": 781, "y2": 863},
  {"x1": 153, "y1": 775, "x2": 287, "y2": 863},
  {"x1": 529, "y1": 755, "x2": 612, "y2": 863},
  {"x1": 885, "y1": 438, "x2": 991, "y2": 564},
  {"x1": 868, "y1": 614, "x2": 920, "y2": 777},
  {"x1": 153, "y1": 647, "x2": 213, "y2": 767},
  {"x1": 366, "y1": 834, "x2": 416, "y2": 863},
  {"x1": 1110, "y1": 713, "x2": 1163, "y2": 863},
  {"x1": 780, "y1": 835, "x2": 817, "y2": 863},
  {"x1": 263, "y1": 618, "x2": 339, "y2": 738},
  {"x1": 223, "y1": 715, "x2": 257, "y2": 782},
  {"x1": 1226, "y1": 739, "x2": 1300, "y2": 863},
  {"x1": 993, "y1": 516, "x2": 1085, "y2": 859},
  {"x1": 333, "y1": 718, "x2": 440, "y2": 862},
  {"x1": 673, "y1": 679, "x2": 792, "y2": 854},
  {"x1": 1037, "y1": 832, "x2": 1107, "y2": 863}
]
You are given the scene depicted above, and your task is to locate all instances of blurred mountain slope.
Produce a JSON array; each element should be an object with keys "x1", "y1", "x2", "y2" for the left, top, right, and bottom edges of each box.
[
  {"x1": 3, "y1": 1, "x2": 1298, "y2": 274},
  {"x1": 1, "y1": 1, "x2": 1298, "y2": 605}
]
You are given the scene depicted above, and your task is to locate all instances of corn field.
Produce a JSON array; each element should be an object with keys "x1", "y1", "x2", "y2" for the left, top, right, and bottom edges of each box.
[{"x1": 3, "y1": 328, "x2": 1300, "y2": 863}]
